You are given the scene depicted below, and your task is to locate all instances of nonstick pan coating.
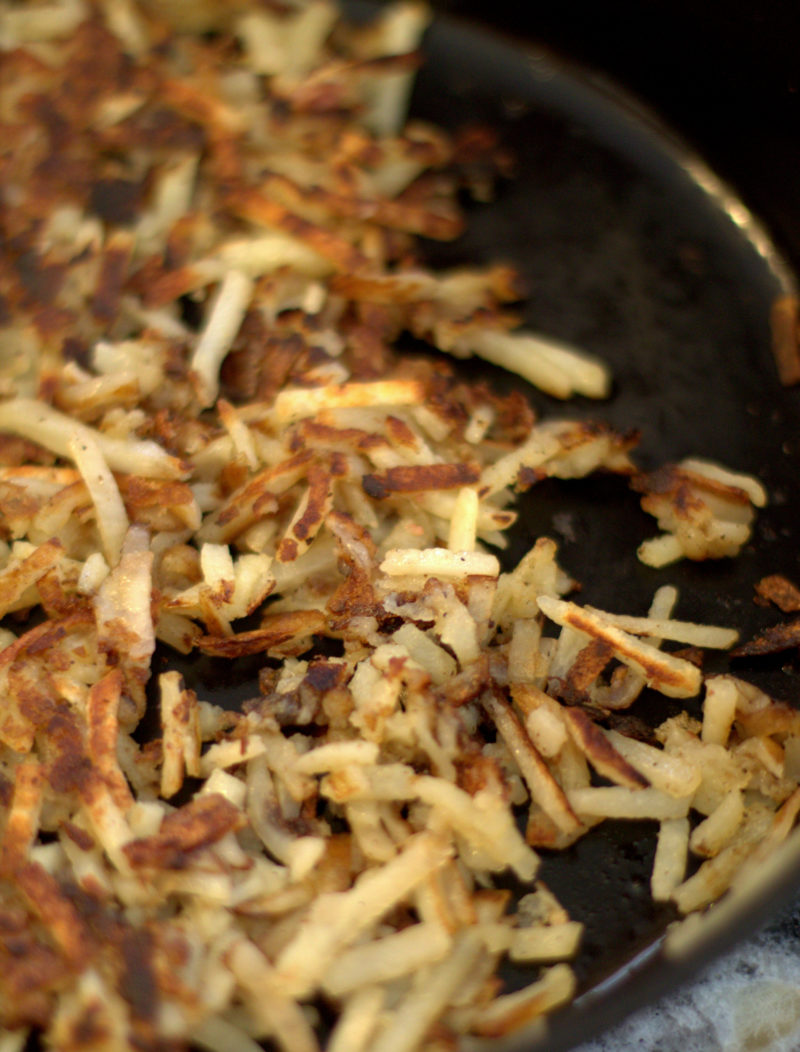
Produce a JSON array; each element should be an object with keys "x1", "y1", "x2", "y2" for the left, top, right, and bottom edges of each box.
[{"x1": 163, "y1": 8, "x2": 800, "y2": 1049}]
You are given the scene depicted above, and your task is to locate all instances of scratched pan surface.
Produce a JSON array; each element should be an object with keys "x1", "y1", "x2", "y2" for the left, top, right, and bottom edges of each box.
[{"x1": 161, "y1": 8, "x2": 800, "y2": 1051}]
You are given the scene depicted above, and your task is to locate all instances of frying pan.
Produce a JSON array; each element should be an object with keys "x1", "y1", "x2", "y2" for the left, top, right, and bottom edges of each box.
[
  {"x1": 52, "y1": 2, "x2": 800, "y2": 1049},
  {"x1": 395, "y1": 3, "x2": 800, "y2": 1048},
  {"x1": 177, "y1": 1, "x2": 800, "y2": 1047},
  {"x1": 160, "y1": 4, "x2": 800, "y2": 1044}
]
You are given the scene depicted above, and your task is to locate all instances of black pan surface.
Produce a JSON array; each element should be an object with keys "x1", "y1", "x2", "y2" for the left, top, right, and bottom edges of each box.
[
  {"x1": 405, "y1": 10, "x2": 800, "y2": 1050},
  {"x1": 163, "y1": 7, "x2": 800, "y2": 1050}
]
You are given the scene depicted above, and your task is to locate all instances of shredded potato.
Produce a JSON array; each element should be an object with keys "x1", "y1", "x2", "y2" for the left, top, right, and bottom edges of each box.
[{"x1": 0, "y1": 2, "x2": 792, "y2": 1051}]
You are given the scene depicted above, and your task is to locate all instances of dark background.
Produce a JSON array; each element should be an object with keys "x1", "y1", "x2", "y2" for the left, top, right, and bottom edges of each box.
[{"x1": 434, "y1": 1, "x2": 800, "y2": 276}]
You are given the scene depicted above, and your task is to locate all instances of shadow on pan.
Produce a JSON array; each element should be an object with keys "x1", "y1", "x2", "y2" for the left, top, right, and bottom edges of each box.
[{"x1": 156, "y1": 8, "x2": 800, "y2": 1052}]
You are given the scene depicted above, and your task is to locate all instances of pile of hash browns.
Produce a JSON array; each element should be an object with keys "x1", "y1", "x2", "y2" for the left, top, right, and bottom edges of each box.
[{"x1": 0, "y1": 2, "x2": 798, "y2": 1052}]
